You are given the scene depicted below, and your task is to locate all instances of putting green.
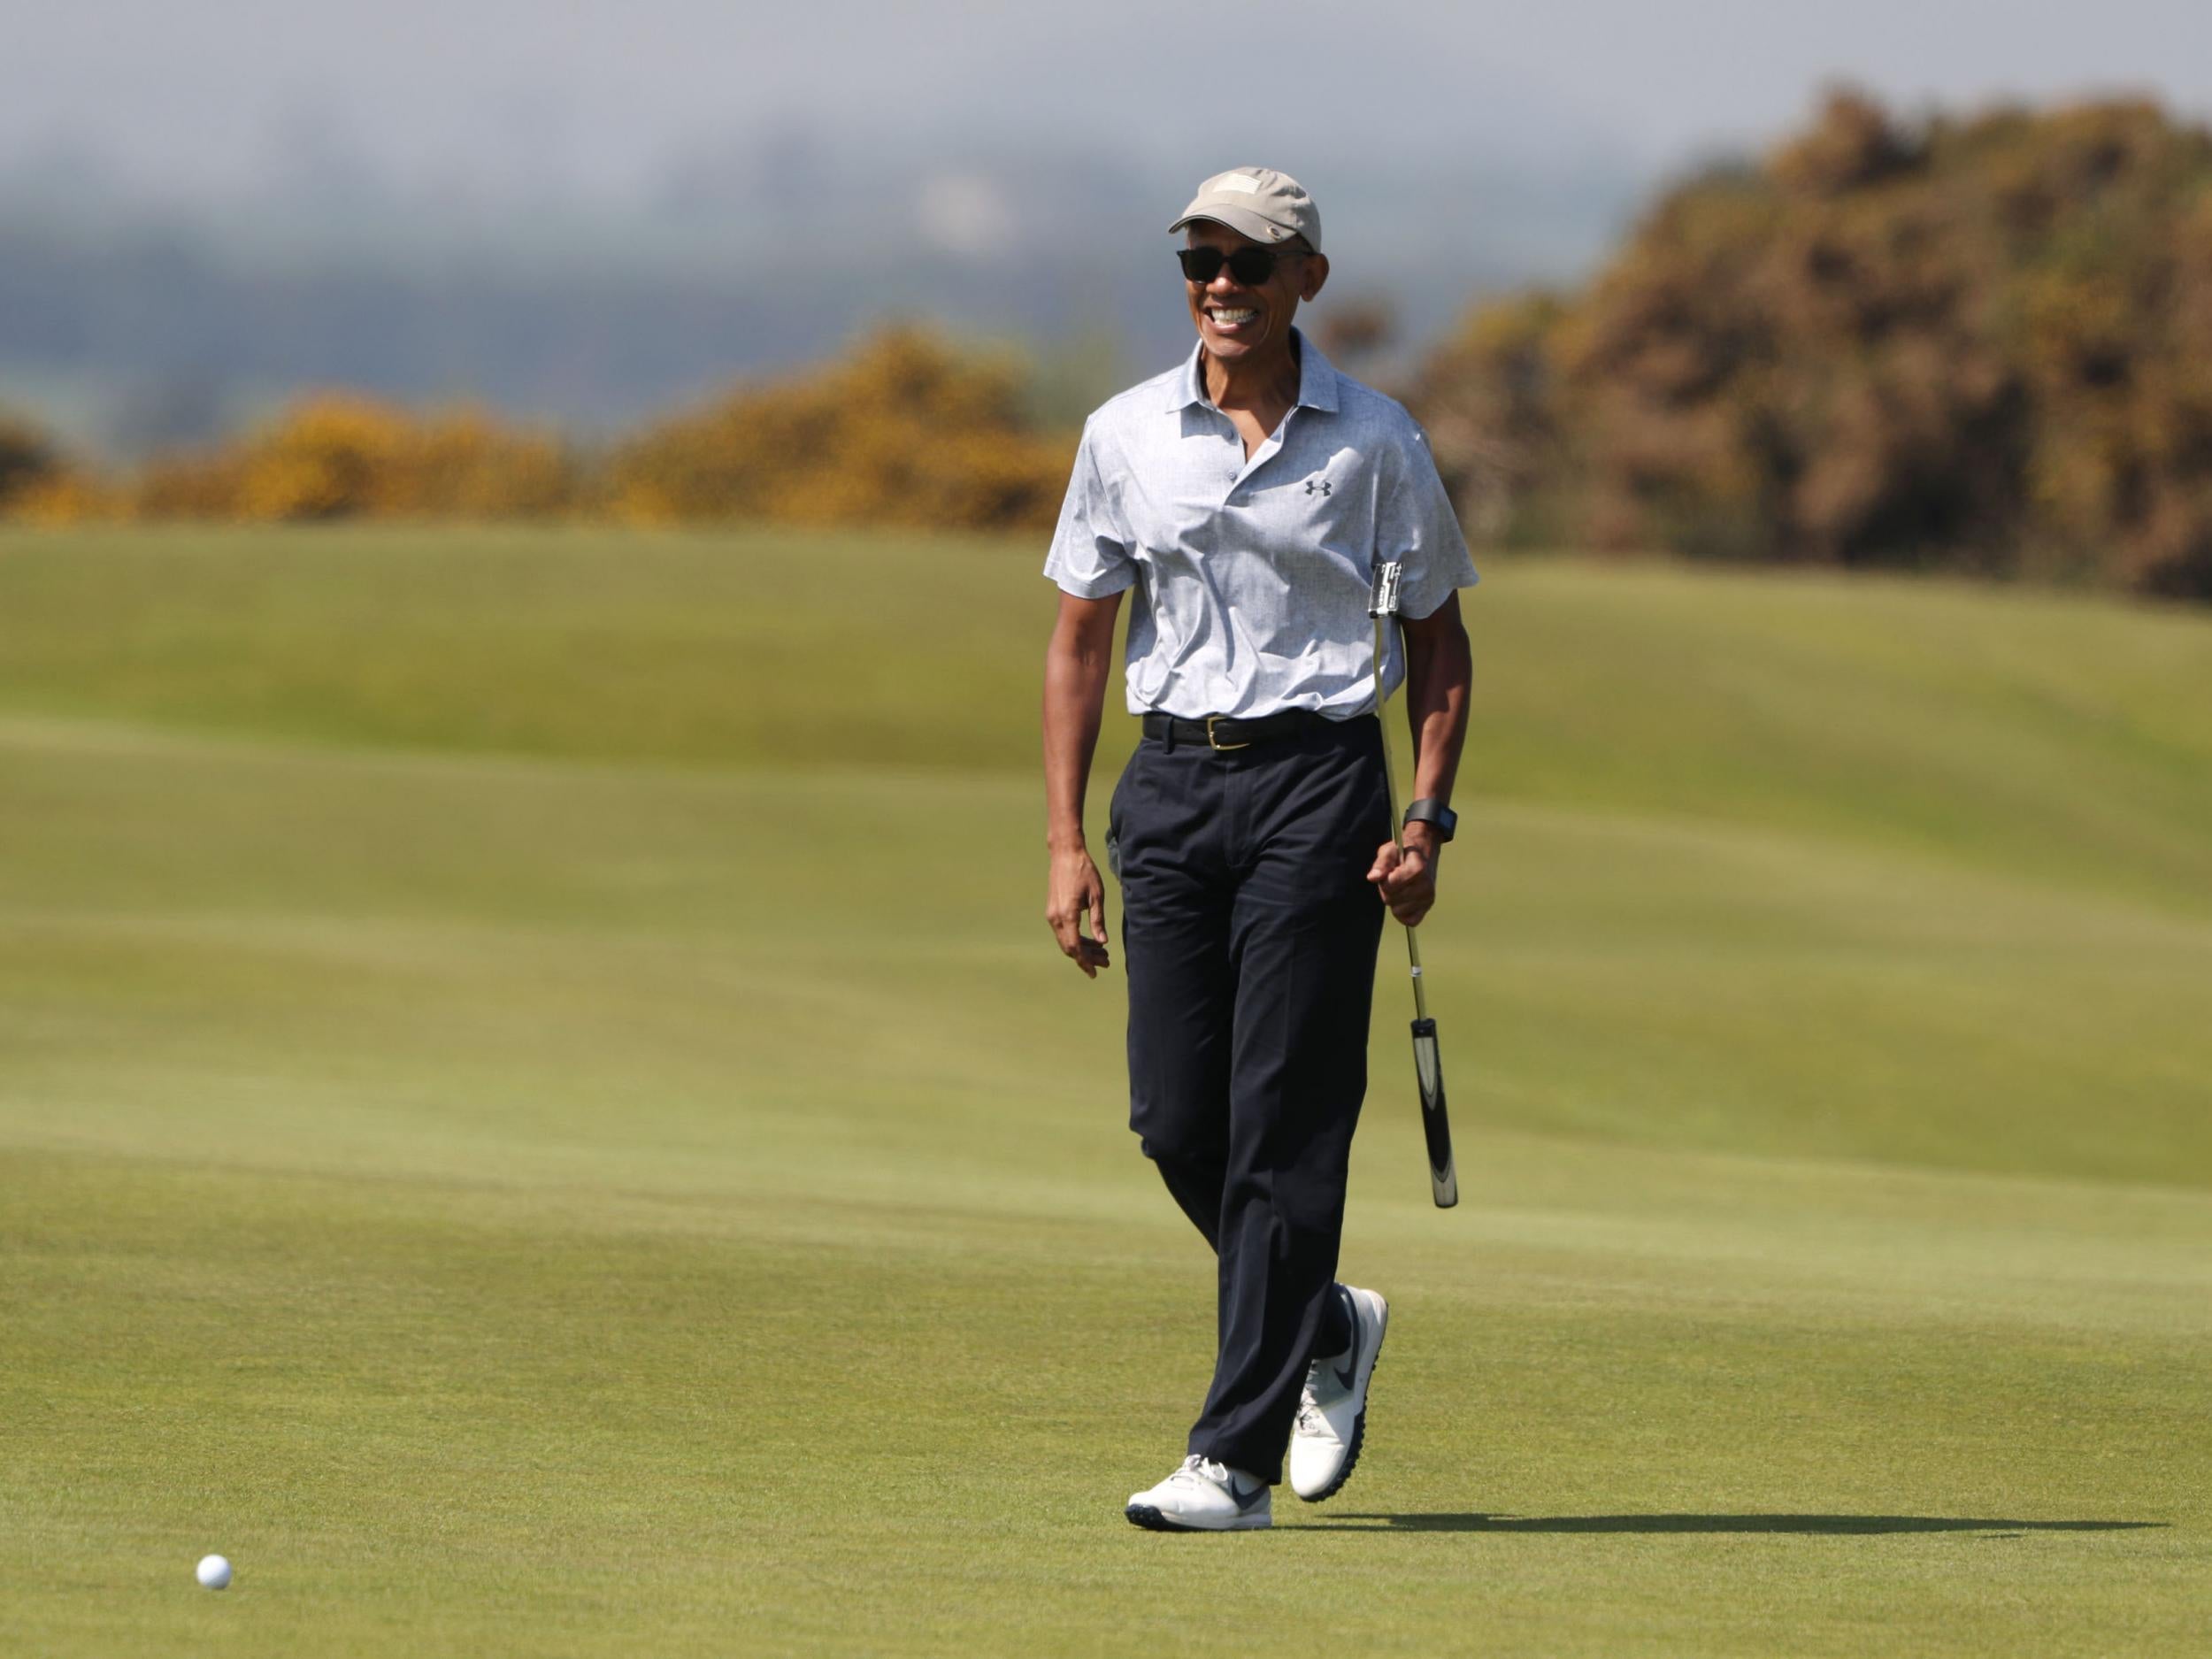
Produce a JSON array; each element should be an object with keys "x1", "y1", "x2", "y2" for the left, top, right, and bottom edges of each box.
[{"x1": 1, "y1": 528, "x2": 2206, "y2": 1655}]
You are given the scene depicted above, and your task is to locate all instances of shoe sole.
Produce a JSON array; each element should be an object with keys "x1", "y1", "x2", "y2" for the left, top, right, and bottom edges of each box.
[
  {"x1": 1125, "y1": 1503, "x2": 1271, "y2": 1532},
  {"x1": 1299, "y1": 1295, "x2": 1388, "y2": 1504}
]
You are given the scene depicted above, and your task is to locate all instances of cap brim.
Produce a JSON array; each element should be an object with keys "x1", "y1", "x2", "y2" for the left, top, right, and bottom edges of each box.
[{"x1": 1167, "y1": 205, "x2": 1298, "y2": 246}]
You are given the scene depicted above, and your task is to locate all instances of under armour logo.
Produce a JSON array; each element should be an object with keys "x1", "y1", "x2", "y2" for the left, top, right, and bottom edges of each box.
[{"x1": 1304, "y1": 477, "x2": 1333, "y2": 496}]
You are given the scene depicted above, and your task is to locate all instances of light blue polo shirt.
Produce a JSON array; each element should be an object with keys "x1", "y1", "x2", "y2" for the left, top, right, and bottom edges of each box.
[{"x1": 1043, "y1": 329, "x2": 1477, "y2": 721}]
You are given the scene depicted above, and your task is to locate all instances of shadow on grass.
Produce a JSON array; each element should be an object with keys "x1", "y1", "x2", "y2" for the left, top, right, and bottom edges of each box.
[{"x1": 1308, "y1": 1514, "x2": 2165, "y2": 1536}]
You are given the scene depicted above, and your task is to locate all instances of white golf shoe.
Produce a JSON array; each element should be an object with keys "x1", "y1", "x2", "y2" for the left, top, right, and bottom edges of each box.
[
  {"x1": 1289, "y1": 1285, "x2": 1389, "y2": 1502},
  {"x1": 1125, "y1": 1455, "x2": 1272, "y2": 1532}
]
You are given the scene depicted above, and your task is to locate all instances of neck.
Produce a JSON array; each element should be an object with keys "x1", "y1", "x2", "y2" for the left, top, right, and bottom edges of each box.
[{"x1": 1202, "y1": 332, "x2": 1301, "y2": 411}]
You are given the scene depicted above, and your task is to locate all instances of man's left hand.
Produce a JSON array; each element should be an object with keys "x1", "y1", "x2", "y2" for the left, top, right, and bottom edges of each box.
[{"x1": 1368, "y1": 823, "x2": 1440, "y2": 926}]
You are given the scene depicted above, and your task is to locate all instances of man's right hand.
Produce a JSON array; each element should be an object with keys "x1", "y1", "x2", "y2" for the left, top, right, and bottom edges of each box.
[{"x1": 1046, "y1": 845, "x2": 1112, "y2": 978}]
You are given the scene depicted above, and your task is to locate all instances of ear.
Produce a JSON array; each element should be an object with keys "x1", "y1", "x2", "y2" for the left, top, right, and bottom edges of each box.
[{"x1": 1297, "y1": 253, "x2": 1330, "y2": 303}]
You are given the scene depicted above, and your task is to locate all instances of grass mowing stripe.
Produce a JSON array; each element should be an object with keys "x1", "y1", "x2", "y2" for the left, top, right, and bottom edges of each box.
[
  {"x1": 4, "y1": 711, "x2": 2208, "y2": 1187},
  {"x1": 5, "y1": 527, "x2": 2212, "y2": 911}
]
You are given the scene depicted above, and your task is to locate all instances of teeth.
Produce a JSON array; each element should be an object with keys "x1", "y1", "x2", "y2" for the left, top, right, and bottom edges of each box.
[{"x1": 1212, "y1": 309, "x2": 1257, "y2": 324}]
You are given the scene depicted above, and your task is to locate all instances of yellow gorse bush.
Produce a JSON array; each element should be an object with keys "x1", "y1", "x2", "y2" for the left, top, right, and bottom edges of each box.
[
  {"x1": 127, "y1": 396, "x2": 578, "y2": 522},
  {"x1": 606, "y1": 328, "x2": 1071, "y2": 531},
  {"x1": 0, "y1": 412, "x2": 68, "y2": 517},
  {"x1": 4, "y1": 328, "x2": 1072, "y2": 535}
]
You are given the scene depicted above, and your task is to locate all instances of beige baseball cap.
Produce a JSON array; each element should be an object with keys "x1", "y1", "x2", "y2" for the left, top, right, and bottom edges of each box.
[{"x1": 1168, "y1": 166, "x2": 1321, "y2": 254}]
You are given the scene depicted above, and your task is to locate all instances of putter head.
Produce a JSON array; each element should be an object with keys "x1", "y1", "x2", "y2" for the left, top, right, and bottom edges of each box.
[
  {"x1": 1410, "y1": 1017, "x2": 1459, "y2": 1209},
  {"x1": 1367, "y1": 560, "x2": 1403, "y2": 618}
]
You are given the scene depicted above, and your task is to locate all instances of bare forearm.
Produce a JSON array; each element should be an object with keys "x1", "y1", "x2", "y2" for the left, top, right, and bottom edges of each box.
[
  {"x1": 1043, "y1": 657, "x2": 1107, "y2": 849},
  {"x1": 1042, "y1": 596, "x2": 1120, "y2": 850},
  {"x1": 1402, "y1": 600, "x2": 1472, "y2": 807}
]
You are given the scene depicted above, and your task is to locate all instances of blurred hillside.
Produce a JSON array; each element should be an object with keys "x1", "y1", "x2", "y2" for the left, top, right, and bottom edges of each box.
[{"x1": 0, "y1": 134, "x2": 1636, "y2": 457}]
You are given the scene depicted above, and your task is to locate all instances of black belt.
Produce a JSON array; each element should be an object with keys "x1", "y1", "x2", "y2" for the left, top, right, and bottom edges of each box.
[{"x1": 1141, "y1": 710, "x2": 1333, "y2": 750}]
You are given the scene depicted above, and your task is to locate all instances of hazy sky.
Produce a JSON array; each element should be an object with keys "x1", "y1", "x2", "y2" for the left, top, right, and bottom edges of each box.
[{"x1": 11, "y1": 0, "x2": 2212, "y2": 198}]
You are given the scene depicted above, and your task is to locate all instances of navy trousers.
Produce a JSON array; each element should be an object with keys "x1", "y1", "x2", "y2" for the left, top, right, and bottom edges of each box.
[{"x1": 1108, "y1": 713, "x2": 1389, "y2": 1484}]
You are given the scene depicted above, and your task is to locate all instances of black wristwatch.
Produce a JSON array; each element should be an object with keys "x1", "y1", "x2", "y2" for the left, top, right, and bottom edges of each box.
[{"x1": 1402, "y1": 798, "x2": 1457, "y2": 842}]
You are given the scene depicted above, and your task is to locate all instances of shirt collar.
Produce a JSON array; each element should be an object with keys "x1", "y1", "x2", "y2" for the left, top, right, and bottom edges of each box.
[{"x1": 1165, "y1": 326, "x2": 1340, "y2": 416}]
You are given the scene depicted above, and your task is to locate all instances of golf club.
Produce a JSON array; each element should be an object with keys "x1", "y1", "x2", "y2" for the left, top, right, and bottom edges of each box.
[{"x1": 1368, "y1": 560, "x2": 1460, "y2": 1209}]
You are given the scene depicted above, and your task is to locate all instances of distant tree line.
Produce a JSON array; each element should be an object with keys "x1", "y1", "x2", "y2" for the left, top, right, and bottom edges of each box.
[
  {"x1": 11, "y1": 91, "x2": 2212, "y2": 603},
  {"x1": 1413, "y1": 90, "x2": 2212, "y2": 599}
]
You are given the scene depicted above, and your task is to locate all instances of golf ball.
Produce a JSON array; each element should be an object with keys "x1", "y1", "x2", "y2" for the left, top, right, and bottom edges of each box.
[{"x1": 196, "y1": 1555, "x2": 232, "y2": 1591}]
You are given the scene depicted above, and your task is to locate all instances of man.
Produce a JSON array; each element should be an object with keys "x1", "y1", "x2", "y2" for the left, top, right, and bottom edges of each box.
[{"x1": 1041, "y1": 166, "x2": 1476, "y2": 1532}]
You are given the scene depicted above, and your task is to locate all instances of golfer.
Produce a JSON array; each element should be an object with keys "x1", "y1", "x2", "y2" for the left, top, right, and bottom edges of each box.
[{"x1": 1041, "y1": 166, "x2": 1476, "y2": 1532}]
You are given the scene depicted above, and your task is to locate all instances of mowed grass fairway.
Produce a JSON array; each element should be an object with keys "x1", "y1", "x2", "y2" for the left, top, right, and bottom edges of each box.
[{"x1": 3, "y1": 526, "x2": 2209, "y2": 1655}]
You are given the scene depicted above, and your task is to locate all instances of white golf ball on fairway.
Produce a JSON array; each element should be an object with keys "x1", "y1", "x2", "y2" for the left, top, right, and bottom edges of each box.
[{"x1": 196, "y1": 1555, "x2": 232, "y2": 1591}]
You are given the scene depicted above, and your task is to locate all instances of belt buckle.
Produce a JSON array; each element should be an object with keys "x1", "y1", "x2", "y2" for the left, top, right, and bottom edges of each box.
[{"x1": 1206, "y1": 715, "x2": 1250, "y2": 752}]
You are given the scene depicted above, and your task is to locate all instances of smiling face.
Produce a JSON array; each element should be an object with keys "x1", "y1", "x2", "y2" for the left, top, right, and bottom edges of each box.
[{"x1": 1184, "y1": 220, "x2": 1329, "y2": 368}]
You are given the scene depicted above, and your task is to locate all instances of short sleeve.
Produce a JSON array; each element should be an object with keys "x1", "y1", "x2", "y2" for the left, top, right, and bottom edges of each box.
[
  {"x1": 1381, "y1": 419, "x2": 1479, "y2": 620},
  {"x1": 1042, "y1": 419, "x2": 1138, "y2": 599}
]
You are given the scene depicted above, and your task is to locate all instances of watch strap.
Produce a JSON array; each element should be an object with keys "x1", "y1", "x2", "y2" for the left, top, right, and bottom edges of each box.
[{"x1": 1403, "y1": 798, "x2": 1457, "y2": 842}]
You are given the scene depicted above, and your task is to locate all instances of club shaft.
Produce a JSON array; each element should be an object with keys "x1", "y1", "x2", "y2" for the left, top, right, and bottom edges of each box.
[{"x1": 1373, "y1": 599, "x2": 1458, "y2": 1208}]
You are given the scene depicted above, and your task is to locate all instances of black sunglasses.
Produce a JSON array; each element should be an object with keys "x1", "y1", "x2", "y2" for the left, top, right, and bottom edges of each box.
[{"x1": 1178, "y1": 244, "x2": 1304, "y2": 286}]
